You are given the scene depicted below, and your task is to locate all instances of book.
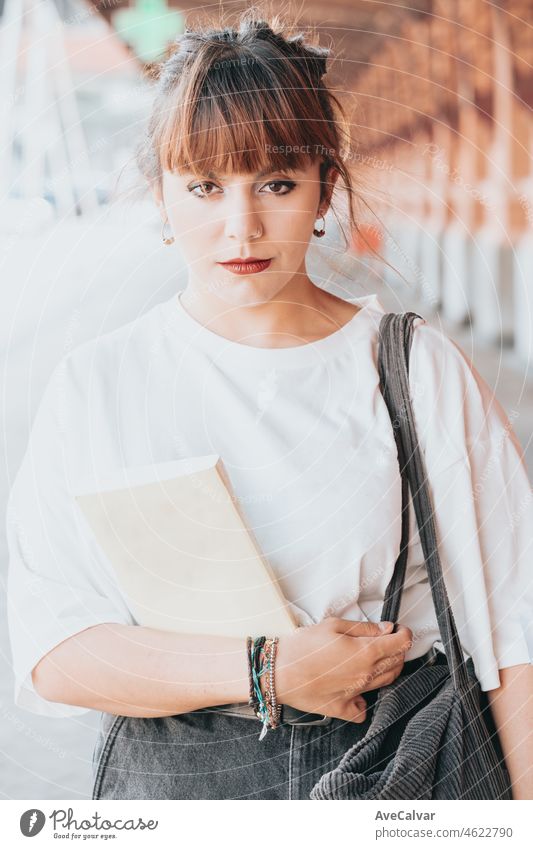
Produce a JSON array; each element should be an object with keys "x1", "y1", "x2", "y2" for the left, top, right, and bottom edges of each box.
[{"x1": 73, "y1": 454, "x2": 300, "y2": 637}]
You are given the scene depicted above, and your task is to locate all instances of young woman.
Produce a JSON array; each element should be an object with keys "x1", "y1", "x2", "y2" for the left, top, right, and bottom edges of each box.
[{"x1": 6, "y1": 11, "x2": 532, "y2": 800}]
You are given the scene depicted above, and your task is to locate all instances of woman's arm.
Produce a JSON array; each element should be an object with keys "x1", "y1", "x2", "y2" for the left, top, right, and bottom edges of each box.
[
  {"x1": 31, "y1": 623, "x2": 250, "y2": 717},
  {"x1": 31, "y1": 618, "x2": 413, "y2": 721},
  {"x1": 487, "y1": 663, "x2": 533, "y2": 800}
]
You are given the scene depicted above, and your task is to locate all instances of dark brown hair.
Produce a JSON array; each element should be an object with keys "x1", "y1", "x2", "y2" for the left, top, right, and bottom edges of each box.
[{"x1": 133, "y1": 5, "x2": 369, "y2": 250}]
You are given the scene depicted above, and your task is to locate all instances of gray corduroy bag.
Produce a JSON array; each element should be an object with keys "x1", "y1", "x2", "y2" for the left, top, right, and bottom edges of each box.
[{"x1": 310, "y1": 311, "x2": 513, "y2": 800}]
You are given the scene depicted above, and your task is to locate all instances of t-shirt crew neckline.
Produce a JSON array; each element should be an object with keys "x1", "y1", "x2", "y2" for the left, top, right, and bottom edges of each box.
[{"x1": 163, "y1": 290, "x2": 382, "y2": 369}]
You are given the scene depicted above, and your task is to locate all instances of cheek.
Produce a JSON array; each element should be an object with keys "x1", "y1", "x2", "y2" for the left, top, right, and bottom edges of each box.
[
  {"x1": 167, "y1": 199, "x2": 203, "y2": 227},
  {"x1": 168, "y1": 203, "x2": 218, "y2": 257},
  {"x1": 268, "y1": 204, "x2": 315, "y2": 248}
]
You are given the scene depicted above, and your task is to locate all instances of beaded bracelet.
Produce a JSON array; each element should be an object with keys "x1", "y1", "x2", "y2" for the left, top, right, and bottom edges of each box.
[
  {"x1": 261, "y1": 637, "x2": 281, "y2": 730},
  {"x1": 246, "y1": 635, "x2": 281, "y2": 739},
  {"x1": 254, "y1": 638, "x2": 270, "y2": 735},
  {"x1": 247, "y1": 636, "x2": 266, "y2": 715},
  {"x1": 255, "y1": 641, "x2": 271, "y2": 740},
  {"x1": 246, "y1": 636, "x2": 255, "y2": 708}
]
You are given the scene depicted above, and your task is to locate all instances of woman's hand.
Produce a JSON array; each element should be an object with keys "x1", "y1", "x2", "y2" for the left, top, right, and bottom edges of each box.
[{"x1": 275, "y1": 617, "x2": 413, "y2": 723}]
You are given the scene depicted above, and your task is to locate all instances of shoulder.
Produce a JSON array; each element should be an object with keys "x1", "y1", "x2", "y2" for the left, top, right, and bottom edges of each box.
[
  {"x1": 407, "y1": 316, "x2": 509, "y2": 472},
  {"x1": 373, "y1": 305, "x2": 477, "y2": 398},
  {"x1": 33, "y1": 300, "x2": 169, "y2": 434},
  {"x1": 57, "y1": 299, "x2": 167, "y2": 395},
  {"x1": 409, "y1": 318, "x2": 479, "y2": 398},
  {"x1": 409, "y1": 317, "x2": 497, "y2": 417}
]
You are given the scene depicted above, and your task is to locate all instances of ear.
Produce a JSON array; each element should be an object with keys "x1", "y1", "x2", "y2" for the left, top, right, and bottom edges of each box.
[{"x1": 319, "y1": 165, "x2": 341, "y2": 217}]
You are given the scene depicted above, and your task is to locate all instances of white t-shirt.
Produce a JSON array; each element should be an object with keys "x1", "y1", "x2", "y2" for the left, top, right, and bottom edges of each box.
[{"x1": 6, "y1": 290, "x2": 533, "y2": 717}]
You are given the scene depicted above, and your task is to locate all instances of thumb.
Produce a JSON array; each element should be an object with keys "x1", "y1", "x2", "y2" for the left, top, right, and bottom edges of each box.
[{"x1": 338, "y1": 619, "x2": 394, "y2": 637}]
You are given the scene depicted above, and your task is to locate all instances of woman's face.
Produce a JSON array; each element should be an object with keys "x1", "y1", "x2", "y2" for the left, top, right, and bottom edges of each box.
[{"x1": 154, "y1": 158, "x2": 335, "y2": 308}]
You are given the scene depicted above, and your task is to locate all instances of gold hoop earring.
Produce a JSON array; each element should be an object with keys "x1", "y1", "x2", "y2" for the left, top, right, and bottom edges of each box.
[
  {"x1": 162, "y1": 219, "x2": 175, "y2": 245},
  {"x1": 313, "y1": 215, "x2": 326, "y2": 238}
]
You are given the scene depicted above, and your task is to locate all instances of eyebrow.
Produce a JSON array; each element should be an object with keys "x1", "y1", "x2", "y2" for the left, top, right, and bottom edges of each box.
[{"x1": 198, "y1": 166, "x2": 296, "y2": 182}]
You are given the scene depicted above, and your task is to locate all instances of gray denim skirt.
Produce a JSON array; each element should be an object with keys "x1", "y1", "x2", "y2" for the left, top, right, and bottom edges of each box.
[{"x1": 91, "y1": 689, "x2": 381, "y2": 800}]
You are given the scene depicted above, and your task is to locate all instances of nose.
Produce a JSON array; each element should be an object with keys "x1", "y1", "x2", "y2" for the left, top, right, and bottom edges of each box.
[{"x1": 223, "y1": 189, "x2": 263, "y2": 242}]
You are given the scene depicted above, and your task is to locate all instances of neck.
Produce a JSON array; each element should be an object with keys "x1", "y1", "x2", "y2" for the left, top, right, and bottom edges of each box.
[{"x1": 180, "y1": 265, "x2": 354, "y2": 349}]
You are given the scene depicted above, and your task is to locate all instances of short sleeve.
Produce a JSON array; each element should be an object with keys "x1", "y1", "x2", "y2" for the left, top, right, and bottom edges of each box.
[
  {"x1": 409, "y1": 321, "x2": 533, "y2": 691},
  {"x1": 5, "y1": 356, "x2": 134, "y2": 717}
]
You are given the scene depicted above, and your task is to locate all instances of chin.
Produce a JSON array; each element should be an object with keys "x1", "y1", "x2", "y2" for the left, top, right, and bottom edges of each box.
[{"x1": 214, "y1": 280, "x2": 282, "y2": 307}]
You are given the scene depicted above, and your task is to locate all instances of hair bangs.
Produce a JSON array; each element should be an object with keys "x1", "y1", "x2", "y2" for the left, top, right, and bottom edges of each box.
[{"x1": 157, "y1": 57, "x2": 322, "y2": 179}]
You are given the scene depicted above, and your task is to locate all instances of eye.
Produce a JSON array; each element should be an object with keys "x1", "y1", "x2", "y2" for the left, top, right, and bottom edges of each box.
[
  {"x1": 187, "y1": 178, "x2": 296, "y2": 198},
  {"x1": 261, "y1": 180, "x2": 296, "y2": 195},
  {"x1": 188, "y1": 181, "x2": 220, "y2": 198}
]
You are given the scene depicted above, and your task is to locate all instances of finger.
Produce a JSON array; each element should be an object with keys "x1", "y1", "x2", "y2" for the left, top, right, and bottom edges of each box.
[
  {"x1": 343, "y1": 652, "x2": 403, "y2": 698},
  {"x1": 392, "y1": 624, "x2": 413, "y2": 643},
  {"x1": 363, "y1": 652, "x2": 404, "y2": 684},
  {"x1": 326, "y1": 691, "x2": 368, "y2": 723},
  {"x1": 372, "y1": 627, "x2": 413, "y2": 660},
  {"x1": 365, "y1": 659, "x2": 405, "y2": 692},
  {"x1": 352, "y1": 695, "x2": 367, "y2": 723},
  {"x1": 372, "y1": 649, "x2": 406, "y2": 672},
  {"x1": 340, "y1": 695, "x2": 367, "y2": 724},
  {"x1": 375, "y1": 654, "x2": 405, "y2": 680},
  {"x1": 334, "y1": 618, "x2": 395, "y2": 638}
]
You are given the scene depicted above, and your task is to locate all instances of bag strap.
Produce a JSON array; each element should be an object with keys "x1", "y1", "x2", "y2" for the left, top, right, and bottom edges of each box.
[{"x1": 377, "y1": 311, "x2": 470, "y2": 693}]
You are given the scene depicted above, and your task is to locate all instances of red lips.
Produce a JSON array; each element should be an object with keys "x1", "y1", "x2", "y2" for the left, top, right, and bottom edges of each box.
[
  {"x1": 221, "y1": 257, "x2": 268, "y2": 263},
  {"x1": 217, "y1": 257, "x2": 273, "y2": 275}
]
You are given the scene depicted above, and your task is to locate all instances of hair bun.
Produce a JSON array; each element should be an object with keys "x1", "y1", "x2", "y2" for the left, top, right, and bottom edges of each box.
[
  {"x1": 287, "y1": 34, "x2": 329, "y2": 82},
  {"x1": 241, "y1": 18, "x2": 329, "y2": 84},
  {"x1": 241, "y1": 19, "x2": 277, "y2": 40}
]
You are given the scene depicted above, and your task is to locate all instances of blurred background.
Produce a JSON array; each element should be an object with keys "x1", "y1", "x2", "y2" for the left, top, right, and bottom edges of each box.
[{"x1": 1, "y1": 0, "x2": 532, "y2": 798}]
